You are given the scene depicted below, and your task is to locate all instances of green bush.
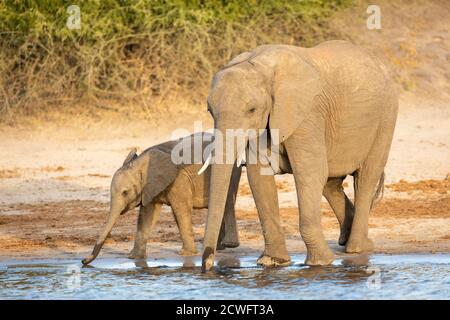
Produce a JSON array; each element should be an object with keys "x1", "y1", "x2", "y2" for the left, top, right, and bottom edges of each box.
[{"x1": 0, "y1": 0, "x2": 351, "y2": 119}]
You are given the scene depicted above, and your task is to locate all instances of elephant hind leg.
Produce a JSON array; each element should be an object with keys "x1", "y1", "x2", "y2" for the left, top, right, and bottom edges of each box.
[
  {"x1": 345, "y1": 169, "x2": 380, "y2": 253},
  {"x1": 323, "y1": 177, "x2": 354, "y2": 246},
  {"x1": 171, "y1": 200, "x2": 198, "y2": 256},
  {"x1": 346, "y1": 153, "x2": 390, "y2": 253},
  {"x1": 167, "y1": 178, "x2": 198, "y2": 256},
  {"x1": 346, "y1": 107, "x2": 396, "y2": 253}
]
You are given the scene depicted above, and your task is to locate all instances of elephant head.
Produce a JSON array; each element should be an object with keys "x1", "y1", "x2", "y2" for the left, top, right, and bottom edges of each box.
[
  {"x1": 82, "y1": 147, "x2": 178, "y2": 265},
  {"x1": 202, "y1": 45, "x2": 322, "y2": 271}
]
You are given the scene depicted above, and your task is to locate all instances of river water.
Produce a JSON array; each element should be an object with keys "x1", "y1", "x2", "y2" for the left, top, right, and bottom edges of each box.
[{"x1": 0, "y1": 254, "x2": 449, "y2": 299}]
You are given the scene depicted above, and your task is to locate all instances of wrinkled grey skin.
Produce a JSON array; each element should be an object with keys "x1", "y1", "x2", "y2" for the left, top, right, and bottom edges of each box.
[
  {"x1": 202, "y1": 40, "x2": 398, "y2": 270},
  {"x1": 82, "y1": 133, "x2": 241, "y2": 265}
]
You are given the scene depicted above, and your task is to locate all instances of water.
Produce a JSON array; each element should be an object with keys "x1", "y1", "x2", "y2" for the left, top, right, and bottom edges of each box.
[{"x1": 1, "y1": 254, "x2": 449, "y2": 299}]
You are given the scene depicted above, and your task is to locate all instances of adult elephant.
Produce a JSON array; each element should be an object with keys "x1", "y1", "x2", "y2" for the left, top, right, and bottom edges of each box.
[{"x1": 201, "y1": 40, "x2": 398, "y2": 270}]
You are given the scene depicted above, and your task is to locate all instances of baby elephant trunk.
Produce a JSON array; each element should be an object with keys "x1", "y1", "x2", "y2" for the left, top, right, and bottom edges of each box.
[
  {"x1": 81, "y1": 208, "x2": 121, "y2": 265},
  {"x1": 81, "y1": 242, "x2": 104, "y2": 265}
]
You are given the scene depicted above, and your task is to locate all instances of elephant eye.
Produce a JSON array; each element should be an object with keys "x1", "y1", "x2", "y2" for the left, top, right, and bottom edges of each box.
[
  {"x1": 248, "y1": 107, "x2": 257, "y2": 114},
  {"x1": 122, "y1": 190, "x2": 128, "y2": 197}
]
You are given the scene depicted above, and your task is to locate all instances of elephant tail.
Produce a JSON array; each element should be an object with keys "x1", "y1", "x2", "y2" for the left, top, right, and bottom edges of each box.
[{"x1": 371, "y1": 171, "x2": 385, "y2": 209}]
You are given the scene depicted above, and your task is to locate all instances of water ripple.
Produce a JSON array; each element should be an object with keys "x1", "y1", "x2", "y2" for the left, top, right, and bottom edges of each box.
[{"x1": 0, "y1": 254, "x2": 449, "y2": 299}]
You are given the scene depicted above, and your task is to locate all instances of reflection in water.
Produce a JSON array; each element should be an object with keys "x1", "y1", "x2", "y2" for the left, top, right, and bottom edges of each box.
[
  {"x1": 341, "y1": 254, "x2": 370, "y2": 266},
  {"x1": 217, "y1": 256, "x2": 241, "y2": 269},
  {"x1": 0, "y1": 254, "x2": 449, "y2": 299},
  {"x1": 212, "y1": 264, "x2": 373, "y2": 290},
  {"x1": 181, "y1": 256, "x2": 197, "y2": 269}
]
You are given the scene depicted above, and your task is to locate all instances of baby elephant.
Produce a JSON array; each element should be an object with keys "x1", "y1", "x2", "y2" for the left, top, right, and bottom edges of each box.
[{"x1": 82, "y1": 133, "x2": 241, "y2": 265}]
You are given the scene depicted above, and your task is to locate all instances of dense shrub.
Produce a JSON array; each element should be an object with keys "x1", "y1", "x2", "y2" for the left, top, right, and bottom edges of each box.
[{"x1": 0, "y1": 0, "x2": 350, "y2": 119}]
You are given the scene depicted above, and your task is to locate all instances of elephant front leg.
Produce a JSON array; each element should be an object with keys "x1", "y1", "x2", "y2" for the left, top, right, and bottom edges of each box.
[
  {"x1": 218, "y1": 165, "x2": 242, "y2": 249},
  {"x1": 129, "y1": 203, "x2": 161, "y2": 259},
  {"x1": 246, "y1": 162, "x2": 290, "y2": 267},
  {"x1": 285, "y1": 135, "x2": 334, "y2": 266},
  {"x1": 323, "y1": 177, "x2": 354, "y2": 246}
]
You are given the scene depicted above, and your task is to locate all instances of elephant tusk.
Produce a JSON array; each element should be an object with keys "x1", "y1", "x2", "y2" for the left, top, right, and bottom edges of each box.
[
  {"x1": 197, "y1": 153, "x2": 212, "y2": 175},
  {"x1": 236, "y1": 150, "x2": 246, "y2": 167}
]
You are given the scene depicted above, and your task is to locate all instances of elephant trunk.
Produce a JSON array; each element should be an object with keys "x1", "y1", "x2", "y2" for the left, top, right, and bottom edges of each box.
[
  {"x1": 82, "y1": 206, "x2": 121, "y2": 265},
  {"x1": 202, "y1": 123, "x2": 248, "y2": 271},
  {"x1": 202, "y1": 162, "x2": 235, "y2": 272}
]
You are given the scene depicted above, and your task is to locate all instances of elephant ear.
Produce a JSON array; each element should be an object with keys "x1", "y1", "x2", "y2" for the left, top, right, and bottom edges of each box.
[
  {"x1": 123, "y1": 148, "x2": 138, "y2": 166},
  {"x1": 269, "y1": 52, "x2": 322, "y2": 144},
  {"x1": 141, "y1": 149, "x2": 179, "y2": 206}
]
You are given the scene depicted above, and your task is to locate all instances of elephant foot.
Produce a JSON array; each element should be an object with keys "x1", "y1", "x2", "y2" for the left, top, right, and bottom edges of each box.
[
  {"x1": 202, "y1": 247, "x2": 215, "y2": 272},
  {"x1": 134, "y1": 259, "x2": 149, "y2": 268},
  {"x1": 345, "y1": 237, "x2": 374, "y2": 253},
  {"x1": 217, "y1": 241, "x2": 240, "y2": 250},
  {"x1": 216, "y1": 242, "x2": 226, "y2": 251},
  {"x1": 258, "y1": 244, "x2": 291, "y2": 267},
  {"x1": 128, "y1": 248, "x2": 146, "y2": 260},
  {"x1": 179, "y1": 247, "x2": 198, "y2": 256},
  {"x1": 305, "y1": 247, "x2": 334, "y2": 266},
  {"x1": 257, "y1": 254, "x2": 291, "y2": 268}
]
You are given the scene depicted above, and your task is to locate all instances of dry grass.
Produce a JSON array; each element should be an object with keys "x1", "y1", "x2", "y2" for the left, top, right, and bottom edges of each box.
[{"x1": 0, "y1": 0, "x2": 350, "y2": 122}]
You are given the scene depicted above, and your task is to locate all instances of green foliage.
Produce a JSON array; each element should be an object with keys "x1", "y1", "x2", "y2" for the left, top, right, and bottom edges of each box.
[{"x1": 0, "y1": 0, "x2": 351, "y2": 118}]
